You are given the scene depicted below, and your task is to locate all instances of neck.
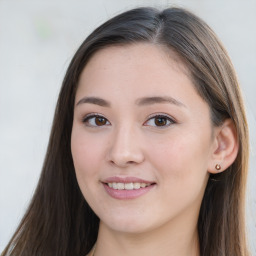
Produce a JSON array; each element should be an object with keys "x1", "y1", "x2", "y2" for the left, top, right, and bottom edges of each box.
[{"x1": 94, "y1": 216, "x2": 200, "y2": 256}]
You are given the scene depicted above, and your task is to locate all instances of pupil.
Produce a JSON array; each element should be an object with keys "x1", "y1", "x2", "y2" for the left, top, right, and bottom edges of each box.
[
  {"x1": 155, "y1": 117, "x2": 166, "y2": 126},
  {"x1": 96, "y1": 117, "x2": 106, "y2": 126}
]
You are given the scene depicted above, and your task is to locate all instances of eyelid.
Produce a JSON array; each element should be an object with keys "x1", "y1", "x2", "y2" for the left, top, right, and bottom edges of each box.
[
  {"x1": 82, "y1": 112, "x2": 104, "y2": 119},
  {"x1": 146, "y1": 112, "x2": 176, "y2": 121},
  {"x1": 147, "y1": 113, "x2": 177, "y2": 123}
]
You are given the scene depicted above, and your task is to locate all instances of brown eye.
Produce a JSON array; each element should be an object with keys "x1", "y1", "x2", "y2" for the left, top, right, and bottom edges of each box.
[
  {"x1": 83, "y1": 115, "x2": 110, "y2": 127},
  {"x1": 144, "y1": 114, "x2": 175, "y2": 128},
  {"x1": 154, "y1": 117, "x2": 168, "y2": 126},
  {"x1": 95, "y1": 116, "x2": 107, "y2": 126}
]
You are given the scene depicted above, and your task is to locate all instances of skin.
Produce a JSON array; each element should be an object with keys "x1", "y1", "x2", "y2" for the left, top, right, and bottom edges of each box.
[{"x1": 71, "y1": 43, "x2": 224, "y2": 256}]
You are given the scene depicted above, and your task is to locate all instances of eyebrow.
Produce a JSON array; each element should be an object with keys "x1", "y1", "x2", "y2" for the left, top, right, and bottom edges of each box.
[
  {"x1": 135, "y1": 96, "x2": 186, "y2": 108},
  {"x1": 76, "y1": 97, "x2": 111, "y2": 107},
  {"x1": 76, "y1": 96, "x2": 186, "y2": 108}
]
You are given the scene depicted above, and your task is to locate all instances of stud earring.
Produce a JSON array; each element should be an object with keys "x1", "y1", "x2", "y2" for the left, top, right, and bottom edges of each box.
[{"x1": 215, "y1": 164, "x2": 221, "y2": 171}]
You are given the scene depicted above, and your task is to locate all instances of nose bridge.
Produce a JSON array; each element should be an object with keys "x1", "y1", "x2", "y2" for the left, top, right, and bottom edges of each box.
[{"x1": 107, "y1": 122, "x2": 144, "y2": 167}]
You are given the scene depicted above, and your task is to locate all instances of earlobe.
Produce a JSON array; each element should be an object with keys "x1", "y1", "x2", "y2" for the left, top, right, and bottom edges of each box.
[{"x1": 208, "y1": 119, "x2": 239, "y2": 174}]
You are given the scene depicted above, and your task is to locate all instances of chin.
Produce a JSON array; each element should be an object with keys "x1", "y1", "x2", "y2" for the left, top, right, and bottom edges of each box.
[
  {"x1": 99, "y1": 212, "x2": 148, "y2": 233},
  {"x1": 105, "y1": 222, "x2": 152, "y2": 234},
  {"x1": 99, "y1": 211, "x2": 163, "y2": 235}
]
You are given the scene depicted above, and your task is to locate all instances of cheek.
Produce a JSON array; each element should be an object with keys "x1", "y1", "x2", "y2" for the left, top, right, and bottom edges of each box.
[
  {"x1": 71, "y1": 129, "x2": 109, "y2": 211},
  {"x1": 71, "y1": 129, "x2": 104, "y2": 182},
  {"x1": 147, "y1": 132, "x2": 211, "y2": 190}
]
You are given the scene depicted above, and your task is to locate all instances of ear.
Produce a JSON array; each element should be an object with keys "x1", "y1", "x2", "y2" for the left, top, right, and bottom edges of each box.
[{"x1": 208, "y1": 119, "x2": 239, "y2": 174}]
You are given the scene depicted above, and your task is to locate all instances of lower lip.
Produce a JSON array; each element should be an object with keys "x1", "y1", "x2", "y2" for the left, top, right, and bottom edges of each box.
[{"x1": 103, "y1": 183, "x2": 155, "y2": 200}]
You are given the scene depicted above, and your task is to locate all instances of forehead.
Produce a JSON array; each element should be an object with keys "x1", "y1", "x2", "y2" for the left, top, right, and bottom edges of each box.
[
  {"x1": 77, "y1": 43, "x2": 192, "y2": 96},
  {"x1": 83, "y1": 43, "x2": 189, "y2": 79}
]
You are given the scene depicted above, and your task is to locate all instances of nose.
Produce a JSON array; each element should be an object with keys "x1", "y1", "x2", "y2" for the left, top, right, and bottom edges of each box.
[{"x1": 106, "y1": 125, "x2": 145, "y2": 168}]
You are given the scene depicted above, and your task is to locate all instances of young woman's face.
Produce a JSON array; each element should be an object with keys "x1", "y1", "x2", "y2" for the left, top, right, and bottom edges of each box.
[{"x1": 71, "y1": 44, "x2": 217, "y2": 234}]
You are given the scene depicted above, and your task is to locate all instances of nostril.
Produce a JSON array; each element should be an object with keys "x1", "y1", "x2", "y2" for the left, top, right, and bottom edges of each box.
[
  {"x1": 127, "y1": 161, "x2": 136, "y2": 164},
  {"x1": 109, "y1": 159, "x2": 138, "y2": 167}
]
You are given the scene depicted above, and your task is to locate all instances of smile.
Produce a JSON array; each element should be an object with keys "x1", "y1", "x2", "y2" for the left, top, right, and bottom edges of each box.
[
  {"x1": 102, "y1": 177, "x2": 156, "y2": 200},
  {"x1": 107, "y1": 182, "x2": 151, "y2": 190}
]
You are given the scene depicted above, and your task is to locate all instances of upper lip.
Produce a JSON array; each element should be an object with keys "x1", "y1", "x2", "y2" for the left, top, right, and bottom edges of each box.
[{"x1": 102, "y1": 176, "x2": 155, "y2": 184}]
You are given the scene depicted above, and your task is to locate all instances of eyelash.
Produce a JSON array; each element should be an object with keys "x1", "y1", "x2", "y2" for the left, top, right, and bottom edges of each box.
[{"x1": 82, "y1": 113, "x2": 176, "y2": 128}]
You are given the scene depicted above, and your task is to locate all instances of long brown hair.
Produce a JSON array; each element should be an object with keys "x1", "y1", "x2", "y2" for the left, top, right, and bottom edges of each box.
[{"x1": 2, "y1": 7, "x2": 250, "y2": 256}]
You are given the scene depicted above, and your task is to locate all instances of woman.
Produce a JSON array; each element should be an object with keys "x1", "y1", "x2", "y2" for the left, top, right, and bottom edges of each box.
[{"x1": 1, "y1": 7, "x2": 250, "y2": 256}]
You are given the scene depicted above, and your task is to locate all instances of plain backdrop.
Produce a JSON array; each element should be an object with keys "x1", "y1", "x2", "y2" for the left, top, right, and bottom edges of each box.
[{"x1": 0, "y1": 0, "x2": 255, "y2": 253}]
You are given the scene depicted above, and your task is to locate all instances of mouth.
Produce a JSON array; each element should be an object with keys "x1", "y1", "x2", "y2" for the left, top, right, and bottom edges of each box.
[
  {"x1": 102, "y1": 177, "x2": 156, "y2": 199},
  {"x1": 106, "y1": 182, "x2": 153, "y2": 190}
]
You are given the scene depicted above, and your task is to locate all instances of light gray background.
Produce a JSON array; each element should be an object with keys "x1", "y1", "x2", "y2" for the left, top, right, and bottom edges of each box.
[{"x1": 0, "y1": 0, "x2": 255, "y2": 254}]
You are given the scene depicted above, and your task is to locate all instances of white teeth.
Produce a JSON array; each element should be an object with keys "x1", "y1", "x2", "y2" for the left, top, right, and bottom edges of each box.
[
  {"x1": 107, "y1": 182, "x2": 151, "y2": 190},
  {"x1": 117, "y1": 183, "x2": 125, "y2": 190},
  {"x1": 140, "y1": 183, "x2": 146, "y2": 188},
  {"x1": 133, "y1": 183, "x2": 140, "y2": 189},
  {"x1": 125, "y1": 183, "x2": 133, "y2": 190}
]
